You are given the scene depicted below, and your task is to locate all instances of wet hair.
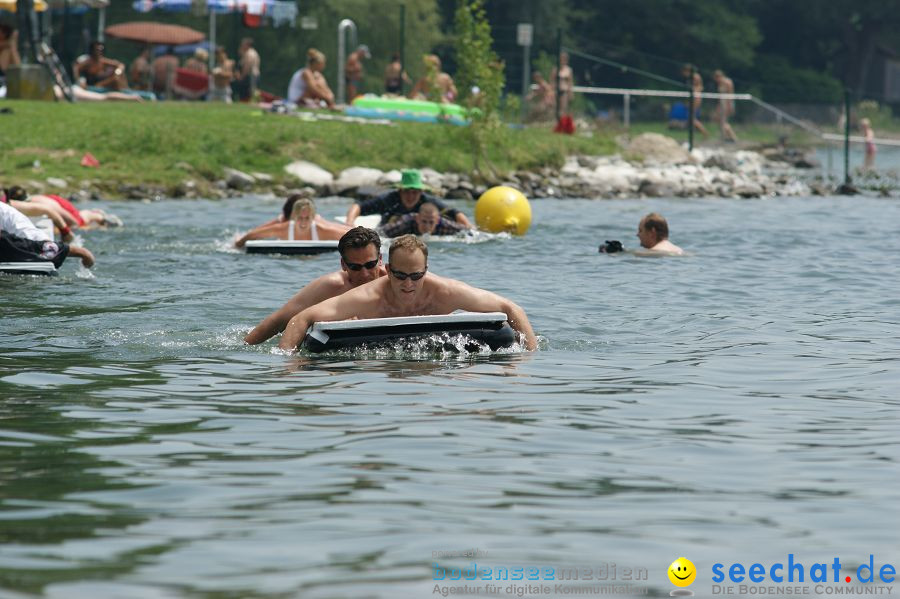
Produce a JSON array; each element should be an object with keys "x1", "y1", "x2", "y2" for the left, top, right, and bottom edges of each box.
[
  {"x1": 281, "y1": 194, "x2": 303, "y2": 220},
  {"x1": 289, "y1": 198, "x2": 315, "y2": 220},
  {"x1": 0, "y1": 24, "x2": 13, "y2": 39},
  {"x1": 391, "y1": 52, "x2": 401, "y2": 62},
  {"x1": 90, "y1": 41, "x2": 105, "y2": 54},
  {"x1": 338, "y1": 226, "x2": 381, "y2": 259},
  {"x1": 389, "y1": 234, "x2": 428, "y2": 262},
  {"x1": 640, "y1": 213, "x2": 669, "y2": 239},
  {"x1": 418, "y1": 202, "x2": 439, "y2": 215},
  {"x1": 307, "y1": 48, "x2": 325, "y2": 66},
  {"x1": 5, "y1": 185, "x2": 27, "y2": 202}
]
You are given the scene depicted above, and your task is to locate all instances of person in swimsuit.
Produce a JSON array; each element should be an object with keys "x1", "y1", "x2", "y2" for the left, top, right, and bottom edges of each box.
[
  {"x1": 244, "y1": 227, "x2": 387, "y2": 345},
  {"x1": 681, "y1": 63, "x2": 708, "y2": 137},
  {"x1": 235, "y1": 198, "x2": 351, "y2": 248},
  {"x1": 550, "y1": 51, "x2": 574, "y2": 115},
  {"x1": 73, "y1": 41, "x2": 127, "y2": 91},
  {"x1": 4, "y1": 186, "x2": 121, "y2": 232},
  {"x1": 344, "y1": 44, "x2": 370, "y2": 101},
  {"x1": 277, "y1": 235, "x2": 537, "y2": 351},
  {"x1": 384, "y1": 52, "x2": 411, "y2": 95},
  {"x1": 861, "y1": 118, "x2": 876, "y2": 171},
  {"x1": 287, "y1": 48, "x2": 335, "y2": 108},
  {"x1": 210, "y1": 46, "x2": 234, "y2": 103},
  {"x1": 712, "y1": 69, "x2": 738, "y2": 142},
  {"x1": 0, "y1": 24, "x2": 21, "y2": 76}
]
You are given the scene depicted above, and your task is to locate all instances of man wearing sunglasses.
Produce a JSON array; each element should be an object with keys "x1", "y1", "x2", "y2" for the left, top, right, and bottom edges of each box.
[
  {"x1": 278, "y1": 234, "x2": 537, "y2": 351},
  {"x1": 344, "y1": 169, "x2": 473, "y2": 229},
  {"x1": 244, "y1": 227, "x2": 387, "y2": 345}
]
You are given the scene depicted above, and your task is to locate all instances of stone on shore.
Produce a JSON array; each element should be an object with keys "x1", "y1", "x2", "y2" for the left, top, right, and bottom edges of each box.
[{"x1": 284, "y1": 161, "x2": 334, "y2": 187}]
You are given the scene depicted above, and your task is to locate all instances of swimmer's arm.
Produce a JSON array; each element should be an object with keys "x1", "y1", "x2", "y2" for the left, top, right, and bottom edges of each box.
[
  {"x1": 235, "y1": 223, "x2": 279, "y2": 248},
  {"x1": 68, "y1": 245, "x2": 95, "y2": 268},
  {"x1": 245, "y1": 277, "x2": 344, "y2": 345},
  {"x1": 442, "y1": 282, "x2": 537, "y2": 351},
  {"x1": 344, "y1": 203, "x2": 361, "y2": 226},
  {"x1": 454, "y1": 212, "x2": 473, "y2": 229},
  {"x1": 11, "y1": 202, "x2": 74, "y2": 242},
  {"x1": 278, "y1": 295, "x2": 353, "y2": 351}
]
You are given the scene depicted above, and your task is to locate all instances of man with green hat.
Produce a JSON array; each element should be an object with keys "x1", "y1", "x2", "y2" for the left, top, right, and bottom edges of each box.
[{"x1": 345, "y1": 168, "x2": 473, "y2": 229}]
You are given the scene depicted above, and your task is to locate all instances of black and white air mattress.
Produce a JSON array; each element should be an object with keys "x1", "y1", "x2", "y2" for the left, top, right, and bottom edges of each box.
[{"x1": 304, "y1": 311, "x2": 516, "y2": 353}]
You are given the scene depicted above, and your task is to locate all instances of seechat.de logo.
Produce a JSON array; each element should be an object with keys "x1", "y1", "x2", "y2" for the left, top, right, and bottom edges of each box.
[{"x1": 668, "y1": 557, "x2": 697, "y2": 596}]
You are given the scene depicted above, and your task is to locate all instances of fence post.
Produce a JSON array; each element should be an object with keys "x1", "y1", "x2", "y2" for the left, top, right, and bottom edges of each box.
[
  {"x1": 688, "y1": 65, "x2": 695, "y2": 152},
  {"x1": 843, "y1": 89, "x2": 851, "y2": 185},
  {"x1": 555, "y1": 28, "x2": 562, "y2": 122},
  {"x1": 399, "y1": 4, "x2": 406, "y2": 96},
  {"x1": 623, "y1": 92, "x2": 630, "y2": 129}
]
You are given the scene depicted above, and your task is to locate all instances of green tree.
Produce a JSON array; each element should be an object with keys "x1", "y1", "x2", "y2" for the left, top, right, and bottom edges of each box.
[{"x1": 454, "y1": 0, "x2": 505, "y2": 174}]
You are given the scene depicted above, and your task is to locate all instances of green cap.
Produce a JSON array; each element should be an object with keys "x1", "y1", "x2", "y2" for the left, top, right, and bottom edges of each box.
[{"x1": 399, "y1": 169, "x2": 427, "y2": 190}]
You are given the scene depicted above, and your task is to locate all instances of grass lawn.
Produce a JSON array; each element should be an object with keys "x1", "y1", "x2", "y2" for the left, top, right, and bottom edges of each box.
[{"x1": 0, "y1": 100, "x2": 617, "y2": 196}]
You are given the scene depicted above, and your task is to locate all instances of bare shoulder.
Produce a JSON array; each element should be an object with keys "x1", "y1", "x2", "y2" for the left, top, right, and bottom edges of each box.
[{"x1": 310, "y1": 270, "x2": 352, "y2": 294}]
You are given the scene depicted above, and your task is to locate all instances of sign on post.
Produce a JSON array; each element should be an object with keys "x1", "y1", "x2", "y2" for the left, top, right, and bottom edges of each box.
[{"x1": 517, "y1": 23, "x2": 533, "y2": 47}]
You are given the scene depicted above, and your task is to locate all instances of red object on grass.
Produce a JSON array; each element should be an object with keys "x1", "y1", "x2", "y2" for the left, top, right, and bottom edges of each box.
[
  {"x1": 81, "y1": 152, "x2": 100, "y2": 168},
  {"x1": 554, "y1": 115, "x2": 575, "y2": 134}
]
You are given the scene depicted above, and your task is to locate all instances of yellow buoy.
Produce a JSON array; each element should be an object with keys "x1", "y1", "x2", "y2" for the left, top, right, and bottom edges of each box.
[{"x1": 475, "y1": 186, "x2": 532, "y2": 235}]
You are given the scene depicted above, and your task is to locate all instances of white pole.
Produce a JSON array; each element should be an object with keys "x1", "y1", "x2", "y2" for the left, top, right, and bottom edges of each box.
[
  {"x1": 97, "y1": 7, "x2": 106, "y2": 42},
  {"x1": 337, "y1": 19, "x2": 357, "y2": 106}
]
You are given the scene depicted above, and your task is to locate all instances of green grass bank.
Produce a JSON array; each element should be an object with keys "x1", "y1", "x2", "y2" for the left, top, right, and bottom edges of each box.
[{"x1": 0, "y1": 101, "x2": 617, "y2": 198}]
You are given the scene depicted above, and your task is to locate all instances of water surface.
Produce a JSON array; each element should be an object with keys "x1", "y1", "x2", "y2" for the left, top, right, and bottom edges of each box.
[{"x1": 2, "y1": 195, "x2": 898, "y2": 598}]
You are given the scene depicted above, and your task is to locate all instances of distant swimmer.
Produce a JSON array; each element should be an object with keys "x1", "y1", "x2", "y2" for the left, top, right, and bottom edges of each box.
[
  {"x1": 598, "y1": 213, "x2": 684, "y2": 256},
  {"x1": 345, "y1": 168, "x2": 473, "y2": 229},
  {"x1": 278, "y1": 234, "x2": 537, "y2": 351},
  {"x1": 379, "y1": 202, "x2": 466, "y2": 238},
  {"x1": 636, "y1": 212, "x2": 684, "y2": 255},
  {"x1": 244, "y1": 227, "x2": 387, "y2": 344},
  {"x1": 235, "y1": 198, "x2": 351, "y2": 248}
]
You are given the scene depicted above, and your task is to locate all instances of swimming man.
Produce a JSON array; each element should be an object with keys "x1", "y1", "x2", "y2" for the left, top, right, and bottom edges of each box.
[
  {"x1": 636, "y1": 212, "x2": 684, "y2": 255},
  {"x1": 278, "y1": 235, "x2": 537, "y2": 351},
  {"x1": 244, "y1": 227, "x2": 387, "y2": 344}
]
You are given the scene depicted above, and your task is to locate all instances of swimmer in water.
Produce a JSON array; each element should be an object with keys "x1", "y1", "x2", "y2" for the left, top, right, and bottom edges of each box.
[
  {"x1": 598, "y1": 213, "x2": 684, "y2": 256},
  {"x1": 235, "y1": 198, "x2": 351, "y2": 247},
  {"x1": 278, "y1": 234, "x2": 537, "y2": 351}
]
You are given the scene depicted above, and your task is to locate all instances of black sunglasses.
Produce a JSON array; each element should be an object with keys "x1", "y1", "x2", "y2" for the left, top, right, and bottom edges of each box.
[
  {"x1": 343, "y1": 258, "x2": 379, "y2": 271},
  {"x1": 389, "y1": 266, "x2": 427, "y2": 281}
]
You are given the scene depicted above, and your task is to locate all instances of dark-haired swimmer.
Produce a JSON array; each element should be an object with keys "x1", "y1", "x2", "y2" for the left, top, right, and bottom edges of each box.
[
  {"x1": 244, "y1": 227, "x2": 387, "y2": 344},
  {"x1": 278, "y1": 234, "x2": 537, "y2": 351}
]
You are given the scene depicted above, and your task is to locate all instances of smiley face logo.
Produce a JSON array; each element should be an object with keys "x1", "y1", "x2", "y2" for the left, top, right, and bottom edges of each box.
[{"x1": 668, "y1": 557, "x2": 697, "y2": 587}]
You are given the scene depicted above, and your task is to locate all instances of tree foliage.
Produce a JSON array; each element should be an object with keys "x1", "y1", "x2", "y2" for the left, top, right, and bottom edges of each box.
[{"x1": 453, "y1": 0, "x2": 504, "y2": 173}]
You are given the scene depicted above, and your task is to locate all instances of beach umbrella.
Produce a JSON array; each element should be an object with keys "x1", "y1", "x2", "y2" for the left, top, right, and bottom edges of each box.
[
  {"x1": 106, "y1": 21, "x2": 205, "y2": 46},
  {"x1": 132, "y1": 0, "x2": 288, "y2": 70},
  {"x1": 0, "y1": 0, "x2": 47, "y2": 11}
]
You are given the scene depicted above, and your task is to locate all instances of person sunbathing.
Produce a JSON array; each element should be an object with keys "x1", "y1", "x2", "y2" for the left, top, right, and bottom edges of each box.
[{"x1": 235, "y1": 198, "x2": 351, "y2": 247}]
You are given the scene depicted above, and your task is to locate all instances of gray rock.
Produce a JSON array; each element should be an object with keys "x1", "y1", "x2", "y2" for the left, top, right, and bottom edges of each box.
[
  {"x1": 733, "y1": 182, "x2": 764, "y2": 198},
  {"x1": 251, "y1": 172, "x2": 274, "y2": 183},
  {"x1": 224, "y1": 167, "x2": 256, "y2": 189},
  {"x1": 46, "y1": 177, "x2": 67, "y2": 189},
  {"x1": 334, "y1": 167, "x2": 384, "y2": 192},
  {"x1": 355, "y1": 185, "x2": 390, "y2": 201},
  {"x1": 70, "y1": 189, "x2": 92, "y2": 203},
  {"x1": 703, "y1": 153, "x2": 740, "y2": 173},
  {"x1": 445, "y1": 188, "x2": 474, "y2": 201},
  {"x1": 284, "y1": 160, "x2": 334, "y2": 187}
]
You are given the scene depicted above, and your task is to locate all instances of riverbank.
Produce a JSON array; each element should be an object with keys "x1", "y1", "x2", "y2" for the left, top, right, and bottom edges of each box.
[
  {"x1": 0, "y1": 100, "x2": 855, "y2": 202},
  {"x1": 0, "y1": 100, "x2": 613, "y2": 199}
]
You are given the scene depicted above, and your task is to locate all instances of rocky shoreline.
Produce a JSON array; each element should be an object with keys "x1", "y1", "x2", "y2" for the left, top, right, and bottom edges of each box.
[{"x1": 24, "y1": 133, "x2": 838, "y2": 203}]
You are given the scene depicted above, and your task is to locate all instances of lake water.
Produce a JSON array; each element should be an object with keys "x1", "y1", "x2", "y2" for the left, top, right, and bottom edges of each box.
[{"x1": 2, "y1": 194, "x2": 899, "y2": 599}]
